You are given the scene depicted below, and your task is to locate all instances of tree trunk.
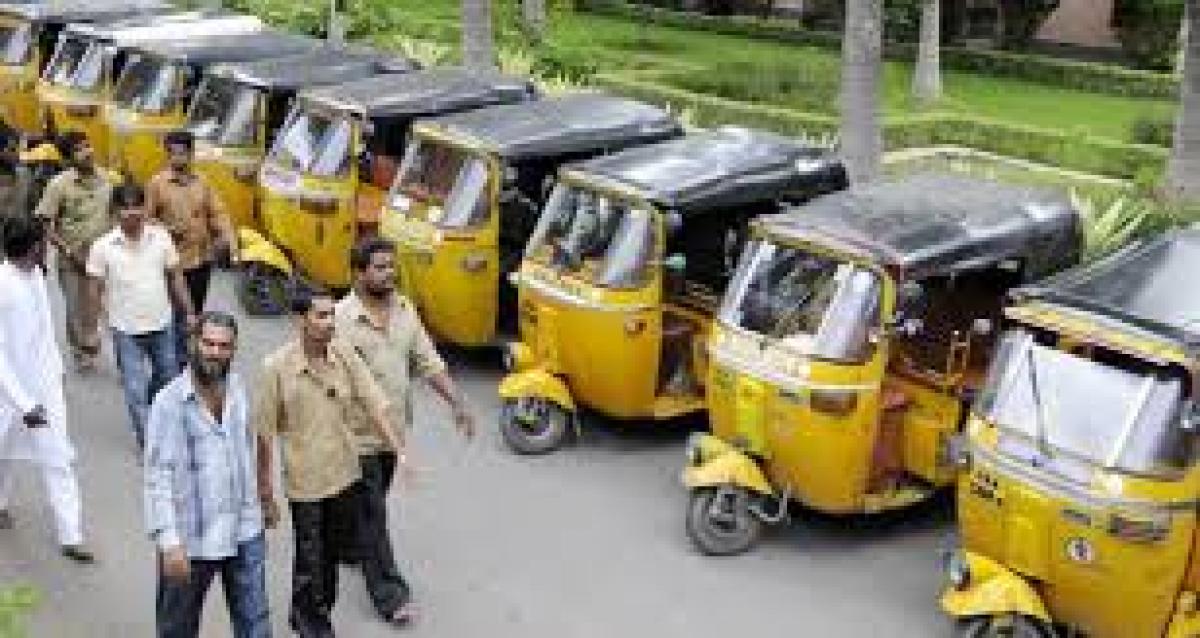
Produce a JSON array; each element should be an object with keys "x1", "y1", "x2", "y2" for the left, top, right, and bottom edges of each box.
[
  {"x1": 840, "y1": 0, "x2": 884, "y2": 184},
  {"x1": 522, "y1": 0, "x2": 547, "y2": 44},
  {"x1": 462, "y1": 0, "x2": 496, "y2": 70},
  {"x1": 912, "y1": 0, "x2": 942, "y2": 104},
  {"x1": 1169, "y1": 0, "x2": 1200, "y2": 200}
]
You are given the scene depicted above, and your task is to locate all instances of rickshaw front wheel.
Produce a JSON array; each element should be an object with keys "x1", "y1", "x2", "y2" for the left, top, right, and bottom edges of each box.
[
  {"x1": 957, "y1": 615, "x2": 1050, "y2": 638},
  {"x1": 686, "y1": 486, "x2": 763, "y2": 556},
  {"x1": 499, "y1": 398, "x2": 571, "y2": 455}
]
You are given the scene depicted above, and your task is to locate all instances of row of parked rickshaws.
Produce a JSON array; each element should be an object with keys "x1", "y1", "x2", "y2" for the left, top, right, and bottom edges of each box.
[{"x1": 4, "y1": 2, "x2": 1200, "y2": 636}]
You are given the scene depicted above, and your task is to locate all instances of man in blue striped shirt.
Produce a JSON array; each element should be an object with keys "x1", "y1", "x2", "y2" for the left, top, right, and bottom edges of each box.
[{"x1": 143, "y1": 312, "x2": 269, "y2": 638}]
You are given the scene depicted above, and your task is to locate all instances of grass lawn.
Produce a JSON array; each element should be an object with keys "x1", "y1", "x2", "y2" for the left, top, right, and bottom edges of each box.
[{"x1": 375, "y1": 0, "x2": 1176, "y2": 144}]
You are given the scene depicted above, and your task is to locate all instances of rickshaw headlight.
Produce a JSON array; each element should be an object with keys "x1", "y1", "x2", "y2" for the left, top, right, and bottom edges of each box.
[{"x1": 944, "y1": 551, "x2": 971, "y2": 591}]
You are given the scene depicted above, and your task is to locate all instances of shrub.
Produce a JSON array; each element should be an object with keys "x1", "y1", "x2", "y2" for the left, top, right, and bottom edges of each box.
[
  {"x1": 0, "y1": 585, "x2": 39, "y2": 637},
  {"x1": 1113, "y1": 0, "x2": 1184, "y2": 71},
  {"x1": 1128, "y1": 114, "x2": 1175, "y2": 147},
  {"x1": 664, "y1": 57, "x2": 840, "y2": 114},
  {"x1": 998, "y1": 0, "x2": 1060, "y2": 50}
]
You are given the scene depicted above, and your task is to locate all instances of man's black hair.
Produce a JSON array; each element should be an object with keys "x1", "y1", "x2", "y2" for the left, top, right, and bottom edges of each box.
[
  {"x1": 349, "y1": 237, "x2": 396, "y2": 272},
  {"x1": 0, "y1": 154, "x2": 15, "y2": 177},
  {"x1": 2, "y1": 215, "x2": 46, "y2": 261},
  {"x1": 290, "y1": 286, "x2": 335, "y2": 315},
  {"x1": 110, "y1": 181, "x2": 146, "y2": 211},
  {"x1": 199, "y1": 310, "x2": 239, "y2": 338},
  {"x1": 55, "y1": 131, "x2": 88, "y2": 161},
  {"x1": 163, "y1": 130, "x2": 195, "y2": 151}
]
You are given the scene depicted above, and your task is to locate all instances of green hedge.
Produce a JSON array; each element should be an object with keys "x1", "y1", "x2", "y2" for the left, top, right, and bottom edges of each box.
[
  {"x1": 594, "y1": 72, "x2": 1167, "y2": 179},
  {"x1": 585, "y1": 2, "x2": 1179, "y2": 100}
]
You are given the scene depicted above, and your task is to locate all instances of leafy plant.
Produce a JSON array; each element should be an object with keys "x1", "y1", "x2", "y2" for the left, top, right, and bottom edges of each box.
[
  {"x1": 1072, "y1": 190, "x2": 1154, "y2": 260},
  {"x1": 1113, "y1": 0, "x2": 1185, "y2": 71},
  {"x1": 0, "y1": 585, "x2": 40, "y2": 638},
  {"x1": 1128, "y1": 114, "x2": 1175, "y2": 147}
]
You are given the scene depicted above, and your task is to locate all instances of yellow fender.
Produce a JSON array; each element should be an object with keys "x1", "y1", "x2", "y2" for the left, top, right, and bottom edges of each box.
[
  {"x1": 238, "y1": 228, "x2": 292, "y2": 276},
  {"x1": 940, "y1": 552, "x2": 1052, "y2": 623},
  {"x1": 681, "y1": 434, "x2": 774, "y2": 496},
  {"x1": 498, "y1": 369, "x2": 576, "y2": 412},
  {"x1": 1167, "y1": 592, "x2": 1200, "y2": 638}
]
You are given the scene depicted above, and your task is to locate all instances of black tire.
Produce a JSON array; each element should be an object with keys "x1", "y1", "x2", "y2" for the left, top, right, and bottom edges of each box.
[
  {"x1": 499, "y1": 398, "x2": 571, "y2": 455},
  {"x1": 957, "y1": 615, "x2": 1049, "y2": 638},
  {"x1": 686, "y1": 486, "x2": 763, "y2": 556}
]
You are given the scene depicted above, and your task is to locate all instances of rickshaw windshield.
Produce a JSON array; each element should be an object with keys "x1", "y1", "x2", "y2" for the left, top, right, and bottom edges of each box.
[
  {"x1": 268, "y1": 109, "x2": 351, "y2": 177},
  {"x1": 188, "y1": 77, "x2": 258, "y2": 147},
  {"x1": 526, "y1": 184, "x2": 656, "y2": 290},
  {"x1": 43, "y1": 37, "x2": 87, "y2": 86},
  {"x1": 69, "y1": 42, "x2": 106, "y2": 91},
  {"x1": 979, "y1": 329, "x2": 1193, "y2": 477},
  {"x1": 0, "y1": 23, "x2": 31, "y2": 66},
  {"x1": 112, "y1": 56, "x2": 176, "y2": 114},
  {"x1": 392, "y1": 139, "x2": 490, "y2": 229},
  {"x1": 719, "y1": 239, "x2": 880, "y2": 363}
]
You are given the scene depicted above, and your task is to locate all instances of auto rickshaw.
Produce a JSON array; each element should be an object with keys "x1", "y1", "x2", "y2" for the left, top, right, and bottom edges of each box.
[
  {"x1": 105, "y1": 30, "x2": 316, "y2": 184},
  {"x1": 386, "y1": 94, "x2": 681, "y2": 348},
  {"x1": 940, "y1": 224, "x2": 1200, "y2": 638},
  {"x1": 37, "y1": 10, "x2": 263, "y2": 164},
  {"x1": 495, "y1": 127, "x2": 847, "y2": 454},
  {"x1": 187, "y1": 48, "x2": 415, "y2": 231},
  {"x1": 0, "y1": 0, "x2": 170, "y2": 137},
  {"x1": 259, "y1": 68, "x2": 536, "y2": 290},
  {"x1": 680, "y1": 174, "x2": 1083, "y2": 555}
]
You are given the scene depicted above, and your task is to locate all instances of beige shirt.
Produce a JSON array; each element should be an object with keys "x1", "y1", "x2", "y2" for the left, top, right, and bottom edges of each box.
[
  {"x1": 335, "y1": 292, "x2": 447, "y2": 454},
  {"x1": 255, "y1": 338, "x2": 391, "y2": 502},
  {"x1": 34, "y1": 167, "x2": 115, "y2": 256},
  {"x1": 145, "y1": 170, "x2": 233, "y2": 271},
  {"x1": 85, "y1": 224, "x2": 179, "y2": 335}
]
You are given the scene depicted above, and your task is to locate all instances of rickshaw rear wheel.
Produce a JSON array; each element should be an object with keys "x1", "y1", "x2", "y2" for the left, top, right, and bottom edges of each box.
[
  {"x1": 499, "y1": 398, "x2": 571, "y2": 455},
  {"x1": 958, "y1": 615, "x2": 1050, "y2": 638},
  {"x1": 686, "y1": 486, "x2": 763, "y2": 556}
]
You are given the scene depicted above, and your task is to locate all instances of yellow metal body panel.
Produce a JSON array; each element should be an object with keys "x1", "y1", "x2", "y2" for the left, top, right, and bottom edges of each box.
[
  {"x1": 497, "y1": 368, "x2": 575, "y2": 411},
  {"x1": 681, "y1": 434, "x2": 774, "y2": 495},
  {"x1": 39, "y1": 84, "x2": 110, "y2": 162},
  {"x1": 237, "y1": 228, "x2": 290, "y2": 274},
  {"x1": 0, "y1": 17, "x2": 43, "y2": 136},
  {"x1": 957, "y1": 419, "x2": 1200, "y2": 638},
  {"x1": 107, "y1": 106, "x2": 179, "y2": 183},
  {"x1": 196, "y1": 147, "x2": 262, "y2": 231},
  {"x1": 940, "y1": 551, "x2": 1052, "y2": 622}
]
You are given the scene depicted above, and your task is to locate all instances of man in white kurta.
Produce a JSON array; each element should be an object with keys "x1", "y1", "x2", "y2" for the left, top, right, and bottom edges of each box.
[{"x1": 0, "y1": 215, "x2": 91, "y2": 561}]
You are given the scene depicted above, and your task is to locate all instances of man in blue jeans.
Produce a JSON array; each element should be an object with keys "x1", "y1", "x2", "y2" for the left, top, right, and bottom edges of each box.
[
  {"x1": 144, "y1": 312, "x2": 269, "y2": 638},
  {"x1": 86, "y1": 183, "x2": 196, "y2": 451}
]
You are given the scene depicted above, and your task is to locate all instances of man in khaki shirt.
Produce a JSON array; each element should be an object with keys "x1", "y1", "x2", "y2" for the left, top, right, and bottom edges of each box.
[
  {"x1": 255, "y1": 289, "x2": 401, "y2": 638},
  {"x1": 334, "y1": 238, "x2": 475, "y2": 625},
  {"x1": 145, "y1": 130, "x2": 237, "y2": 363},
  {"x1": 34, "y1": 132, "x2": 114, "y2": 371}
]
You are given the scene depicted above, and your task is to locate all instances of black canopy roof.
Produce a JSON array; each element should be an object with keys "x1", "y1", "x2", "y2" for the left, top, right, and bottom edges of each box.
[
  {"x1": 561, "y1": 126, "x2": 845, "y2": 210},
  {"x1": 761, "y1": 174, "x2": 1080, "y2": 280},
  {"x1": 207, "y1": 47, "x2": 416, "y2": 92},
  {"x1": 300, "y1": 67, "x2": 535, "y2": 119},
  {"x1": 0, "y1": 0, "x2": 170, "y2": 24},
  {"x1": 125, "y1": 30, "x2": 317, "y2": 67},
  {"x1": 62, "y1": 10, "x2": 256, "y2": 42},
  {"x1": 1013, "y1": 224, "x2": 1200, "y2": 352},
  {"x1": 419, "y1": 94, "x2": 681, "y2": 161}
]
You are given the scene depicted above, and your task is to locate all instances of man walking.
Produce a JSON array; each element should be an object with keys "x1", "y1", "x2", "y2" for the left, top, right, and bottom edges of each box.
[
  {"x1": 146, "y1": 130, "x2": 237, "y2": 364},
  {"x1": 0, "y1": 215, "x2": 93, "y2": 562},
  {"x1": 144, "y1": 312, "x2": 269, "y2": 638},
  {"x1": 34, "y1": 132, "x2": 114, "y2": 372},
  {"x1": 87, "y1": 183, "x2": 197, "y2": 451},
  {"x1": 335, "y1": 238, "x2": 475, "y2": 624},
  {"x1": 256, "y1": 289, "x2": 401, "y2": 638}
]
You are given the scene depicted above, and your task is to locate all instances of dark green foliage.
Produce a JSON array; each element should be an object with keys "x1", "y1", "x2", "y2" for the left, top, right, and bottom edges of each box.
[
  {"x1": 1129, "y1": 114, "x2": 1176, "y2": 147},
  {"x1": 1113, "y1": 0, "x2": 1185, "y2": 71}
]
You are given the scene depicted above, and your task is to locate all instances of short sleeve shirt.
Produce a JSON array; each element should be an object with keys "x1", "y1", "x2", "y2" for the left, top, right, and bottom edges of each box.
[
  {"x1": 254, "y1": 339, "x2": 392, "y2": 502},
  {"x1": 335, "y1": 292, "x2": 447, "y2": 453},
  {"x1": 145, "y1": 170, "x2": 230, "y2": 270},
  {"x1": 34, "y1": 168, "x2": 114, "y2": 254},
  {"x1": 85, "y1": 225, "x2": 179, "y2": 335}
]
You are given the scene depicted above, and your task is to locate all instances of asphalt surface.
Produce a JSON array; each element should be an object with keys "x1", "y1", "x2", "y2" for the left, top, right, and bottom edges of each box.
[{"x1": 0, "y1": 270, "x2": 957, "y2": 637}]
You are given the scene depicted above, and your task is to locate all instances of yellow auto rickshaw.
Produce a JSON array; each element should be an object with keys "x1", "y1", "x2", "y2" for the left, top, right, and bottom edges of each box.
[
  {"x1": 187, "y1": 47, "x2": 414, "y2": 231},
  {"x1": 0, "y1": 0, "x2": 170, "y2": 137},
  {"x1": 681, "y1": 174, "x2": 1082, "y2": 555},
  {"x1": 106, "y1": 30, "x2": 316, "y2": 184},
  {"x1": 940, "y1": 224, "x2": 1200, "y2": 638},
  {"x1": 386, "y1": 94, "x2": 681, "y2": 348},
  {"x1": 496, "y1": 127, "x2": 847, "y2": 454},
  {"x1": 260, "y1": 68, "x2": 536, "y2": 290},
  {"x1": 37, "y1": 10, "x2": 263, "y2": 164}
]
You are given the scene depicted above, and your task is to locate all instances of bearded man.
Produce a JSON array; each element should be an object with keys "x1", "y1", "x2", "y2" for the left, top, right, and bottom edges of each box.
[{"x1": 143, "y1": 311, "x2": 269, "y2": 638}]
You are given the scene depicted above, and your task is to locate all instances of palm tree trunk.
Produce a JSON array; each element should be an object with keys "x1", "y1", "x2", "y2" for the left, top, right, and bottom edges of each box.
[
  {"x1": 840, "y1": 0, "x2": 884, "y2": 184},
  {"x1": 522, "y1": 0, "x2": 547, "y2": 44},
  {"x1": 462, "y1": 0, "x2": 496, "y2": 70},
  {"x1": 1169, "y1": 0, "x2": 1200, "y2": 199},
  {"x1": 912, "y1": 0, "x2": 942, "y2": 104}
]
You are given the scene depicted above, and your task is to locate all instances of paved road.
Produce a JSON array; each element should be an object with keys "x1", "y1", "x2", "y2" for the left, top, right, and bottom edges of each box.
[{"x1": 0, "y1": 271, "x2": 956, "y2": 637}]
